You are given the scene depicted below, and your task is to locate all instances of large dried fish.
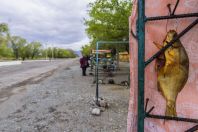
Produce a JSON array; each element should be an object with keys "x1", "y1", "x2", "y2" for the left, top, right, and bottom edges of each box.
[{"x1": 154, "y1": 30, "x2": 189, "y2": 117}]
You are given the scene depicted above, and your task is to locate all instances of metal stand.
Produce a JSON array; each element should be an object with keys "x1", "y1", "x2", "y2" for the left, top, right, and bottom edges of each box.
[{"x1": 95, "y1": 41, "x2": 129, "y2": 104}]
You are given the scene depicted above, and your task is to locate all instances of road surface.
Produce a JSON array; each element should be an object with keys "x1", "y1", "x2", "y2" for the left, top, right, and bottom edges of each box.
[
  {"x1": 0, "y1": 59, "x2": 129, "y2": 131},
  {"x1": 0, "y1": 59, "x2": 73, "y2": 90}
]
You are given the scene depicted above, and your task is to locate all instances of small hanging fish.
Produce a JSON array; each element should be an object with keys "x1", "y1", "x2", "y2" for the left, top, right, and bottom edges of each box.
[{"x1": 154, "y1": 30, "x2": 189, "y2": 117}]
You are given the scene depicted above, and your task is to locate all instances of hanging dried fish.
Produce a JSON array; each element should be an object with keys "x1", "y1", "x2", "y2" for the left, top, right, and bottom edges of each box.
[{"x1": 154, "y1": 30, "x2": 189, "y2": 117}]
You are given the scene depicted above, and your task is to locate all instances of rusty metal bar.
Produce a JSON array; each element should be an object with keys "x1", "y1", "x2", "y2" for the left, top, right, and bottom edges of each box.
[
  {"x1": 146, "y1": 114, "x2": 198, "y2": 123},
  {"x1": 145, "y1": 13, "x2": 198, "y2": 21},
  {"x1": 145, "y1": 18, "x2": 198, "y2": 66},
  {"x1": 185, "y1": 125, "x2": 198, "y2": 132}
]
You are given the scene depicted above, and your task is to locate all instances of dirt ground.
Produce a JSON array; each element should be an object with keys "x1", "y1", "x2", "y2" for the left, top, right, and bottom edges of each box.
[{"x1": 0, "y1": 59, "x2": 129, "y2": 132}]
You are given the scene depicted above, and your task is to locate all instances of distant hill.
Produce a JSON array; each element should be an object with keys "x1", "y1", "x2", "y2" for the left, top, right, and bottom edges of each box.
[{"x1": 74, "y1": 51, "x2": 82, "y2": 57}]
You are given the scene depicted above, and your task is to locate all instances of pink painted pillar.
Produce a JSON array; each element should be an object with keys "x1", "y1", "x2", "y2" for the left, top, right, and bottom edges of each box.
[{"x1": 127, "y1": 0, "x2": 198, "y2": 131}]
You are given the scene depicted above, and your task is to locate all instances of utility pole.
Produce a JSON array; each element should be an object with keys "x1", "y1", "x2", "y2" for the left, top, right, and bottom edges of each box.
[
  {"x1": 51, "y1": 44, "x2": 54, "y2": 60},
  {"x1": 45, "y1": 43, "x2": 48, "y2": 60}
]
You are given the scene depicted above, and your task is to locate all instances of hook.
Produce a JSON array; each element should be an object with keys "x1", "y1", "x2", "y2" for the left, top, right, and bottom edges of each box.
[
  {"x1": 145, "y1": 98, "x2": 149, "y2": 112},
  {"x1": 171, "y1": 0, "x2": 180, "y2": 15},
  {"x1": 167, "y1": 4, "x2": 172, "y2": 15},
  {"x1": 131, "y1": 30, "x2": 137, "y2": 39},
  {"x1": 147, "y1": 106, "x2": 155, "y2": 115}
]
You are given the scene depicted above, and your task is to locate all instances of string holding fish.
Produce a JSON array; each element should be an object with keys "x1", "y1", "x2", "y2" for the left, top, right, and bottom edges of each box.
[{"x1": 166, "y1": 2, "x2": 180, "y2": 32}]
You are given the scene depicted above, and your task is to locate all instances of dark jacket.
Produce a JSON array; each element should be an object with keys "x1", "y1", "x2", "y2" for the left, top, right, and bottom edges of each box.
[{"x1": 80, "y1": 57, "x2": 88, "y2": 68}]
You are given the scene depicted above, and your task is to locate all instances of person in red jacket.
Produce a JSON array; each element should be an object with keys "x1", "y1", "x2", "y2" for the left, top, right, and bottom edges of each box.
[{"x1": 80, "y1": 56, "x2": 88, "y2": 76}]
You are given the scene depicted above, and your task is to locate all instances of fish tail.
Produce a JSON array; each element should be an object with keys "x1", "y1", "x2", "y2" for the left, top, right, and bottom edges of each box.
[{"x1": 165, "y1": 100, "x2": 177, "y2": 117}]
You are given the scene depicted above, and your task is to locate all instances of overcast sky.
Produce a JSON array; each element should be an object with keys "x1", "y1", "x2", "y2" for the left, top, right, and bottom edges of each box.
[{"x1": 0, "y1": 0, "x2": 94, "y2": 50}]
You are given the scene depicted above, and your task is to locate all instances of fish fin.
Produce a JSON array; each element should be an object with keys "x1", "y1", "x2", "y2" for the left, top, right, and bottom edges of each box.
[
  {"x1": 155, "y1": 62, "x2": 158, "y2": 72},
  {"x1": 165, "y1": 100, "x2": 177, "y2": 117},
  {"x1": 153, "y1": 42, "x2": 163, "y2": 49}
]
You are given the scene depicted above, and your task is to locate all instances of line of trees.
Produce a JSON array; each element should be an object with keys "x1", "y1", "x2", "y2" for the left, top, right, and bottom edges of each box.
[
  {"x1": 46, "y1": 48, "x2": 76, "y2": 59},
  {"x1": 0, "y1": 23, "x2": 76, "y2": 60}
]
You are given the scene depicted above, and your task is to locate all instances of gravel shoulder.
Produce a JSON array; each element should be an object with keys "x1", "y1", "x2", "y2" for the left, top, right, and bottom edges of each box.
[{"x1": 0, "y1": 59, "x2": 129, "y2": 132}]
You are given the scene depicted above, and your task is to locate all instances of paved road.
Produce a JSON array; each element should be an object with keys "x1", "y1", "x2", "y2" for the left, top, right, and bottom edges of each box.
[{"x1": 0, "y1": 59, "x2": 77, "y2": 90}]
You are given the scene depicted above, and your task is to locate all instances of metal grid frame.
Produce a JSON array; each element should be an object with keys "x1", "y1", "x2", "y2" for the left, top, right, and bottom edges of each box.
[{"x1": 136, "y1": 0, "x2": 198, "y2": 131}]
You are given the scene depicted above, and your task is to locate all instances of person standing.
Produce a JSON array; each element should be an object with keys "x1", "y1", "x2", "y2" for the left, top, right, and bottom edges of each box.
[{"x1": 80, "y1": 56, "x2": 88, "y2": 76}]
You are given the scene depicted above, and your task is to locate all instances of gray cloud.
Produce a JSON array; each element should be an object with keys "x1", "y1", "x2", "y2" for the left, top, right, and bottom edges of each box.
[{"x1": 0, "y1": 0, "x2": 94, "y2": 50}]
